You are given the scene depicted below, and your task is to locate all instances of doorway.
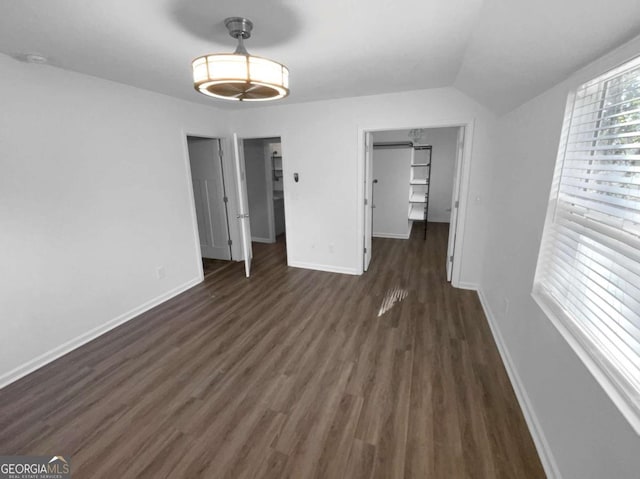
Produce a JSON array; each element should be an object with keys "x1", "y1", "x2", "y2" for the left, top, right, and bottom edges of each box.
[
  {"x1": 362, "y1": 124, "x2": 469, "y2": 284},
  {"x1": 186, "y1": 136, "x2": 232, "y2": 275},
  {"x1": 242, "y1": 137, "x2": 287, "y2": 244},
  {"x1": 231, "y1": 135, "x2": 288, "y2": 278}
]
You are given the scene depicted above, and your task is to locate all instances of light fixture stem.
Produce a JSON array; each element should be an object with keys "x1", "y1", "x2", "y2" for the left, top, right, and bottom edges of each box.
[{"x1": 234, "y1": 36, "x2": 249, "y2": 55}]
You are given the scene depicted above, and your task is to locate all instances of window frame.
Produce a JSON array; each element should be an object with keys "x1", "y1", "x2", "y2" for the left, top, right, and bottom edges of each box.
[{"x1": 532, "y1": 56, "x2": 640, "y2": 435}]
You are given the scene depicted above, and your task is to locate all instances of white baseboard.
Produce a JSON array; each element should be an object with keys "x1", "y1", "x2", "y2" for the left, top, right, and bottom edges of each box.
[
  {"x1": 251, "y1": 236, "x2": 273, "y2": 244},
  {"x1": 454, "y1": 280, "x2": 478, "y2": 290},
  {"x1": 372, "y1": 232, "x2": 410, "y2": 239},
  {"x1": 0, "y1": 276, "x2": 203, "y2": 390},
  {"x1": 476, "y1": 288, "x2": 561, "y2": 479},
  {"x1": 288, "y1": 260, "x2": 360, "y2": 276}
]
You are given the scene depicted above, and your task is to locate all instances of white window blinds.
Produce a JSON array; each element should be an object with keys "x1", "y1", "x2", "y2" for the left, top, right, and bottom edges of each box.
[{"x1": 534, "y1": 55, "x2": 640, "y2": 431}]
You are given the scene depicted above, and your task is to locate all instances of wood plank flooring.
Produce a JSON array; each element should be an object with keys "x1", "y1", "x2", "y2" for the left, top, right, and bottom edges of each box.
[
  {"x1": 0, "y1": 223, "x2": 545, "y2": 478},
  {"x1": 202, "y1": 258, "x2": 233, "y2": 278}
]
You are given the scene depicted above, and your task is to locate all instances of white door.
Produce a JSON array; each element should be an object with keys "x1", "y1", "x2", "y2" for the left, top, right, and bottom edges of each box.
[
  {"x1": 233, "y1": 133, "x2": 253, "y2": 277},
  {"x1": 364, "y1": 132, "x2": 373, "y2": 271},
  {"x1": 187, "y1": 137, "x2": 231, "y2": 260},
  {"x1": 446, "y1": 127, "x2": 464, "y2": 282}
]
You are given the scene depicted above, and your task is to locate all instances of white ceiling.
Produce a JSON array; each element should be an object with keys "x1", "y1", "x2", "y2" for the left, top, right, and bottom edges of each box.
[
  {"x1": 1, "y1": 0, "x2": 639, "y2": 113},
  {"x1": 455, "y1": 0, "x2": 640, "y2": 113}
]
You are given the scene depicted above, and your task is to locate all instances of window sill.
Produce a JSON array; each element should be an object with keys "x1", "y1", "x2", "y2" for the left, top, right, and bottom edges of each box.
[{"x1": 532, "y1": 284, "x2": 640, "y2": 436}]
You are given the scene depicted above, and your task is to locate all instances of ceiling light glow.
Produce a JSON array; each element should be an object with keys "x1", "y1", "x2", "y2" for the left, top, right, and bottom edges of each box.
[{"x1": 192, "y1": 17, "x2": 289, "y2": 102}]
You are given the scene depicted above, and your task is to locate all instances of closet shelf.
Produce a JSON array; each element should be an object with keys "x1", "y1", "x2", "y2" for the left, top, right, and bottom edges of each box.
[
  {"x1": 409, "y1": 208, "x2": 426, "y2": 221},
  {"x1": 407, "y1": 145, "x2": 432, "y2": 239},
  {"x1": 409, "y1": 193, "x2": 428, "y2": 203}
]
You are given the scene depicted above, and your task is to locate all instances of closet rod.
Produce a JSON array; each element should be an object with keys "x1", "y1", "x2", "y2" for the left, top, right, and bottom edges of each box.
[{"x1": 373, "y1": 141, "x2": 413, "y2": 149}]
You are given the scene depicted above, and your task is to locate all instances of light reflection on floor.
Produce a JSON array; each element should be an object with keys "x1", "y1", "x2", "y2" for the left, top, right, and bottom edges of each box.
[{"x1": 377, "y1": 286, "x2": 409, "y2": 317}]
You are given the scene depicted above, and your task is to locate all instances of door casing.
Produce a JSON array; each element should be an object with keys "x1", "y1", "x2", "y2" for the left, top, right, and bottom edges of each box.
[{"x1": 357, "y1": 120, "x2": 475, "y2": 287}]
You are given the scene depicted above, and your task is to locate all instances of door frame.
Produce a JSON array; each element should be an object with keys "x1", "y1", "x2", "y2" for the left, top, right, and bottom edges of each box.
[
  {"x1": 363, "y1": 131, "x2": 373, "y2": 272},
  {"x1": 356, "y1": 119, "x2": 475, "y2": 287},
  {"x1": 181, "y1": 131, "x2": 233, "y2": 281},
  {"x1": 264, "y1": 141, "x2": 277, "y2": 243},
  {"x1": 230, "y1": 133, "x2": 290, "y2": 262},
  {"x1": 446, "y1": 127, "x2": 465, "y2": 282},
  {"x1": 241, "y1": 137, "x2": 282, "y2": 244},
  {"x1": 232, "y1": 133, "x2": 253, "y2": 277}
]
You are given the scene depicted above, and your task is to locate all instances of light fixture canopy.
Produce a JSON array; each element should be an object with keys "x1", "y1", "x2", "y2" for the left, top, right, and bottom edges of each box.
[
  {"x1": 192, "y1": 17, "x2": 289, "y2": 102},
  {"x1": 408, "y1": 129, "x2": 426, "y2": 143}
]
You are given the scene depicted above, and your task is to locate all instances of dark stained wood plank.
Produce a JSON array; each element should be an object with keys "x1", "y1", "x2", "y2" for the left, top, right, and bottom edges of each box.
[
  {"x1": 202, "y1": 257, "x2": 232, "y2": 277},
  {"x1": 343, "y1": 438, "x2": 377, "y2": 479},
  {"x1": 0, "y1": 223, "x2": 545, "y2": 478}
]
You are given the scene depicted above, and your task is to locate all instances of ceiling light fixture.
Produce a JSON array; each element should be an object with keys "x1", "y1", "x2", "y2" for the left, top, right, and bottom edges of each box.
[
  {"x1": 192, "y1": 17, "x2": 289, "y2": 102},
  {"x1": 408, "y1": 129, "x2": 426, "y2": 143}
]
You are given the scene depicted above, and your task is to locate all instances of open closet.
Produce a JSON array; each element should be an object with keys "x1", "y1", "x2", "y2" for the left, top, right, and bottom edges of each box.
[
  {"x1": 242, "y1": 137, "x2": 286, "y2": 244},
  {"x1": 186, "y1": 135, "x2": 233, "y2": 277},
  {"x1": 364, "y1": 126, "x2": 464, "y2": 281},
  {"x1": 372, "y1": 140, "x2": 433, "y2": 240}
]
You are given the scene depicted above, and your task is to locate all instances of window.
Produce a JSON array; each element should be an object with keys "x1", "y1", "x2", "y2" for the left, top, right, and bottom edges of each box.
[{"x1": 533, "y1": 55, "x2": 640, "y2": 433}]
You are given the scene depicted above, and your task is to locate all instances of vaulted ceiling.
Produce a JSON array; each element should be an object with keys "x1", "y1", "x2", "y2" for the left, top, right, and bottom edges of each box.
[{"x1": 2, "y1": 0, "x2": 640, "y2": 113}]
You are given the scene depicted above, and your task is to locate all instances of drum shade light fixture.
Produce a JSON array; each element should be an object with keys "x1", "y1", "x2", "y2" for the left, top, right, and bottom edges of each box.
[{"x1": 192, "y1": 17, "x2": 289, "y2": 102}]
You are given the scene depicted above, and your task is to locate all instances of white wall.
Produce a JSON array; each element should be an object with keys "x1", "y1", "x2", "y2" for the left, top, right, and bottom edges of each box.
[
  {"x1": 370, "y1": 141, "x2": 412, "y2": 238},
  {"x1": 0, "y1": 53, "x2": 229, "y2": 385},
  {"x1": 243, "y1": 139, "x2": 271, "y2": 242},
  {"x1": 420, "y1": 127, "x2": 458, "y2": 222},
  {"x1": 479, "y1": 37, "x2": 640, "y2": 478},
  {"x1": 229, "y1": 87, "x2": 496, "y2": 281}
]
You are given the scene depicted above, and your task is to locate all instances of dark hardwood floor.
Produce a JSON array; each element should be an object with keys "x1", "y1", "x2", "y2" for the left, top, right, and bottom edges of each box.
[
  {"x1": 0, "y1": 223, "x2": 545, "y2": 478},
  {"x1": 202, "y1": 258, "x2": 233, "y2": 278}
]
